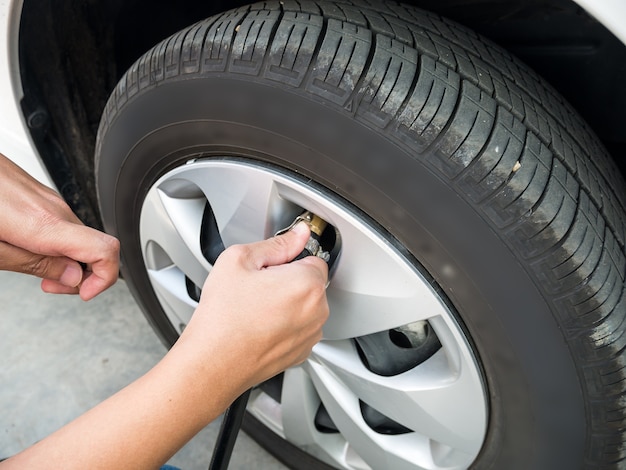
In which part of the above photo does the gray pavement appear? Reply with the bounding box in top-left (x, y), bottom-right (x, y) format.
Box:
top-left (0, 270), bottom-right (285, 469)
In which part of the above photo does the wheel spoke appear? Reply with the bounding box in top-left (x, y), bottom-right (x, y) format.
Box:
top-left (323, 218), bottom-right (448, 340)
top-left (306, 359), bottom-right (435, 470)
top-left (147, 266), bottom-right (197, 326)
top-left (310, 341), bottom-right (486, 454)
top-left (140, 185), bottom-right (210, 288)
top-left (175, 163), bottom-right (278, 247)
top-left (280, 367), bottom-right (322, 446)
top-left (324, 286), bottom-right (443, 340)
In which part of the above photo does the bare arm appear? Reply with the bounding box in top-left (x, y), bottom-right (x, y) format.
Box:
top-left (1, 222), bottom-right (329, 469)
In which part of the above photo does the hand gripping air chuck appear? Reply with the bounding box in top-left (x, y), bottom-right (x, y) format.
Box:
top-left (208, 211), bottom-right (333, 470)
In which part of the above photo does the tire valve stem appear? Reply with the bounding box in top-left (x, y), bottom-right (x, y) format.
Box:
top-left (276, 211), bottom-right (331, 263)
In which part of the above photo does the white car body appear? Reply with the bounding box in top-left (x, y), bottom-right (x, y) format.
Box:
top-left (0, 0), bottom-right (53, 185)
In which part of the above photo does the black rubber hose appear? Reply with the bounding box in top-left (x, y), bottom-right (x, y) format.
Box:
top-left (208, 388), bottom-right (252, 470)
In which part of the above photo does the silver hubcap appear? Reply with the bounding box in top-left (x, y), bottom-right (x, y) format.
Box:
top-left (139, 158), bottom-right (487, 469)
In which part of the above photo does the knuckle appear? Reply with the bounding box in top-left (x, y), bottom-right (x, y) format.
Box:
top-left (309, 267), bottom-right (329, 295)
top-left (104, 234), bottom-right (121, 255)
top-left (33, 207), bottom-right (62, 230)
top-left (30, 210), bottom-right (67, 248)
top-left (47, 192), bottom-right (70, 211)
top-left (225, 243), bottom-right (247, 258)
top-left (271, 232), bottom-right (292, 250)
top-left (26, 255), bottom-right (50, 277)
top-left (220, 244), bottom-right (250, 264)
top-left (314, 329), bottom-right (324, 344)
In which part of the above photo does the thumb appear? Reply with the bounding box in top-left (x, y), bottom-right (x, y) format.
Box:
top-left (0, 241), bottom-right (83, 288)
top-left (249, 221), bottom-right (311, 269)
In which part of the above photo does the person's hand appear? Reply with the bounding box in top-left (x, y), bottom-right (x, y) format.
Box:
top-left (0, 153), bottom-right (120, 300)
top-left (177, 221), bottom-right (330, 392)
top-left (0, 222), bottom-right (329, 470)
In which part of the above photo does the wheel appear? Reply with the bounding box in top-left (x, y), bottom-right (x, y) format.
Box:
top-left (95, 1), bottom-right (626, 468)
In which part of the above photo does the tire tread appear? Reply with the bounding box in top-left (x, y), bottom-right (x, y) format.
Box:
top-left (97, 1), bottom-right (626, 466)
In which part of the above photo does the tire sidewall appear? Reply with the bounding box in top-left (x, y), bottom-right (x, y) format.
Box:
top-left (96, 77), bottom-right (586, 468)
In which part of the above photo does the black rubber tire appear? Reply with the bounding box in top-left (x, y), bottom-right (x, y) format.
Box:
top-left (95, 1), bottom-right (626, 468)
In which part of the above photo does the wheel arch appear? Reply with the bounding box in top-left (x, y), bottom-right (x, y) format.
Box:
top-left (16, 0), bottom-right (626, 228)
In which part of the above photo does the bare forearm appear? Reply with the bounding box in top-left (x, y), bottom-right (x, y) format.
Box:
top-left (2, 341), bottom-right (240, 470)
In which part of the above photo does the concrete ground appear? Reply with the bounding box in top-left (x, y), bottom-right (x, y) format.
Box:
top-left (0, 270), bottom-right (286, 469)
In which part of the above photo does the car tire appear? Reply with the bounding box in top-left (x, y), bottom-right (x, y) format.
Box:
top-left (95, 1), bottom-right (626, 468)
